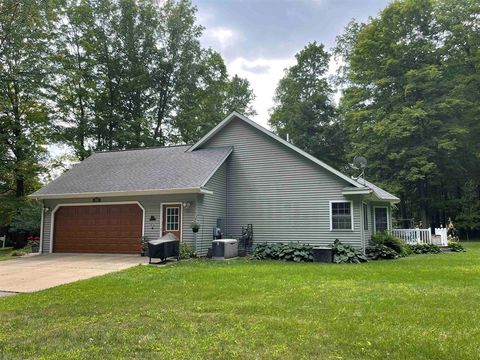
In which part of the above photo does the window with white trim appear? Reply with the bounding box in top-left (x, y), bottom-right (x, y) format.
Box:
top-left (165, 207), bottom-right (180, 231)
top-left (331, 201), bottom-right (353, 230)
top-left (374, 207), bottom-right (388, 233)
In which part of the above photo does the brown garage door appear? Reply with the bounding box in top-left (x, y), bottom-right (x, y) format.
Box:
top-left (53, 204), bottom-right (143, 254)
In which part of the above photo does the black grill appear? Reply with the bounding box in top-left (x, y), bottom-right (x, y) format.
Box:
top-left (148, 239), bottom-right (180, 264)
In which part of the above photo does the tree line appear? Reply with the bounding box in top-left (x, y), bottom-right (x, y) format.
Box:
top-left (270, 0), bottom-right (480, 235)
top-left (1, 0), bottom-right (479, 238)
top-left (0, 0), bottom-right (255, 230)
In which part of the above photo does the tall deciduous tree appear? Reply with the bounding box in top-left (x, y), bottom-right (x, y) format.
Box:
top-left (0, 1), bottom-right (56, 224)
top-left (337, 0), bottom-right (480, 226)
top-left (269, 42), bottom-right (345, 169)
top-left (53, 0), bottom-right (97, 160)
top-left (174, 49), bottom-right (256, 143)
top-left (53, 0), bottom-right (255, 150)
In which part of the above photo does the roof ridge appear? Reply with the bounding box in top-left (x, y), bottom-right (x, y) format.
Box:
top-left (93, 144), bottom-right (192, 154)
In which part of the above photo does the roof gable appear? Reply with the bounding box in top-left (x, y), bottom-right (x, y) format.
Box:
top-left (190, 112), bottom-right (364, 188)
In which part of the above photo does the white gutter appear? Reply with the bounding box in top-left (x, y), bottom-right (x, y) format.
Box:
top-left (29, 187), bottom-right (213, 200)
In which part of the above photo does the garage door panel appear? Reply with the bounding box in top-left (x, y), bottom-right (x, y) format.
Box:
top-left (53, 204), bottom-right (143, 254)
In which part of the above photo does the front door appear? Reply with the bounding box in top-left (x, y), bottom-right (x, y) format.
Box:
top-left (162, 204), bottom-right (182, 240)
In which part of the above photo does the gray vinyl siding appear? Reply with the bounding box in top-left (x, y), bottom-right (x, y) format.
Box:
top-left (41, 194), bottom-right (196, 253)
top-left (195, 162), bottom-right (227, 256)
top-left (199, 117), bottom-right (364, 249)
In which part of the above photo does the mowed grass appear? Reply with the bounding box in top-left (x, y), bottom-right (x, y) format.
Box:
top-left (1, 244), bottom-right (480, 359)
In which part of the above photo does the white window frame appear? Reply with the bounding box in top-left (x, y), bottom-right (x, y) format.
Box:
top-left (159, 202), bottom-right (183, 241)
top-left (362, 202), bottom-right (369, 231)
top-left (329, 200), bottom-right (354, 231)
top-left (373, 206), bottom-right (389, 233)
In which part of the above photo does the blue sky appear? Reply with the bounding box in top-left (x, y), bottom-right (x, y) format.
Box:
top-left (195, 0), bottom-right (391, 126)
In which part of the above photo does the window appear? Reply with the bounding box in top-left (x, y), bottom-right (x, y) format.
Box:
top-left (165, 207), bottom-right (180, 231)
top-left (330, 201), bottom-right (353, 230)
top-left (363, 203), bottom-right (369, 230)
top-left (374, 207), bottom-right (388, 233)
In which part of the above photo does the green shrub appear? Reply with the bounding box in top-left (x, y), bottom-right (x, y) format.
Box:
top-left (366, 245), bottom-right (400, 260)
top-left (409, 244), bottom-right (441, 254)
top-left (10, 250), bottom-right (26, 257)
top-left (333, 239), bottom-right (368, 263)
top-left (252, 243), bottom-right (313, 262)
top-left (447, 241), bottom-right (465, 252)
top-left (179, 243), bottom-right (197, 259)
top-left (371, 232), bottom-right (412, 257)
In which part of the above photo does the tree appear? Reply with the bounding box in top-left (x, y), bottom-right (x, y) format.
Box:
top-left (269, 42), bottom-right (345, 169)
top-left (9, 200), bottom-right (42, 236)
top-left (53, 0), bottom-right (97, 160)
top-left (150, 0), bottom-right (204, 145)
top-left (223, 74), bottom-right (256, 118)
top-left (52, 0), bottom-right (255, 150)
top-left (456, 180), bottom-right (480, 240)
top-left (0, 1), bottom-right (57, 224)
top-left (337, 0), bottom-right (480, 226)
top-left (174, 49), bottom-right (256, 143)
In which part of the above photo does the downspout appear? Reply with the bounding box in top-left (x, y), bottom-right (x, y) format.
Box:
top-left (39, 201), bottom-right (44, 254)
top-left (360, 199), bottom-right (366, 254)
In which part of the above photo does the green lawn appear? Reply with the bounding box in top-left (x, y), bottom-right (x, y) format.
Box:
top-left (1, 244), bottom-right (480, 359)
top-left (0, 248), bottom-right (18, 261)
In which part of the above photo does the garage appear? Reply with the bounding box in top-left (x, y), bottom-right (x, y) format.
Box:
top-left (53, 204), bottom-right (143, 254)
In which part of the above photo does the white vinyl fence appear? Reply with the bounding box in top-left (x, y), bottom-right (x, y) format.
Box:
top-left (392, 229), bottom-right (431, 245)
top-left (392, 227), bottom-right (448, 246)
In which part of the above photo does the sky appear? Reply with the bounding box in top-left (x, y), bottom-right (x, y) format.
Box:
top-left (195, 0), bottom-right (391, 127)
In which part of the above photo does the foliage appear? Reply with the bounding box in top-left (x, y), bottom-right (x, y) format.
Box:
top-left (189, 221), bottom-right (201, 230)
top-left (140, 236), bottom-right (149, 255)
top-left (447, 218), bottom-right (460, 241)
top-left (52, 0), bottom-right (256, 154)
top-left (371, 232), bottom-right (412, 257)
top-left (179, 242), bottom-right (196, 259)
top-left (332, 239), bottom-right (368, 263)
top-left (409, 244), bottom-right (442, 254)
top-left (336, 0), bottom-right (480, 227)
top-left (0, 0), bottom-right (54, 223)
top-left (366, 245), bottom-right (400, 260)
top-left (455, 180), bottom-right (480, 240)
top-left (269, 42), bottom-right (346, 170)
top-left (252, 243), bottom-right (313, 262)
top-left (448, 241), bottom-right (465, 253)
top-left (9, 201), bottom-right (42, 235)
top-left (27, 236), bottom-right (40, 253)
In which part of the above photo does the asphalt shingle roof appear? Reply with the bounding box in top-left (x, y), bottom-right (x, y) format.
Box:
top-left (32, 145), bottom-right (232, 197)
top-left (358, 178), bottom-right (399, 201)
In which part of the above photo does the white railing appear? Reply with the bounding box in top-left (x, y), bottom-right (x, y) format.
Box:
top-left (392, 229), bottom-right (432, 245)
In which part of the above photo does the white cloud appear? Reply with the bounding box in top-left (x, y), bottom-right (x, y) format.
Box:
top-left (208, 27), bottom-right (236, 49)
top-left (226, 57), bottom-right (296, 128)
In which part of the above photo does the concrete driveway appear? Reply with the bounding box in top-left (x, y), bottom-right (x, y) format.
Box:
top-left (0, 253), bottom-right (149, 294)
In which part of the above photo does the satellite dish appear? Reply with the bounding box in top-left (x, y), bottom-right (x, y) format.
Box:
top-left (352, 156), bottom-right (367, 180)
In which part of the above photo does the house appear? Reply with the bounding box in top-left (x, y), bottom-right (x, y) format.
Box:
top-left (30, 112), bottom-right (399, 255)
